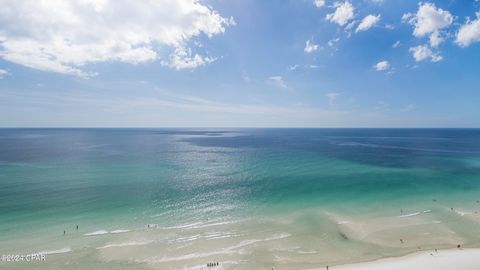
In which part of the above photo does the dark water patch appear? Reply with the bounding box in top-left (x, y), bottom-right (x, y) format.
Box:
top-left (181, 129), bottom-right (480, 174)
top-left (339, 231), bottom-right (349, 241)
top-left (154, 130), bottom-right (231, 136)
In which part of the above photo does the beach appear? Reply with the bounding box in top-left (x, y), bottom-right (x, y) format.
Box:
top-left (1, 128), bottom-right (480, 269)
top-left (332, 249), bottom-right (480, 270)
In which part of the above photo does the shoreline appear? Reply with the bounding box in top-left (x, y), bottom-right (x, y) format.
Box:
top-left (306, 248), bottom-right (480, 270)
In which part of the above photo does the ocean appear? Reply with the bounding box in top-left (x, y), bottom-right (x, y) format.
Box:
top-left (1, 128), bottom-right (480, 269)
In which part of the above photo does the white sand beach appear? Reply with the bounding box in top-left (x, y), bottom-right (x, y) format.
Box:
top-left (318, 249), bottom-right (480, 270)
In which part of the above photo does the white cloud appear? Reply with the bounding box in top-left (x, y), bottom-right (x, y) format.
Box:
top-left (328, 38), bottom-right (340, 48)
top-left (374, 60), bottom-right (390, 71)
top-left (345, 20), bottom-right (357, 31)
top-left (0, 0), bottom-right (235, 76)
top-left (429, 30), bottom-right (443, 47)
top-left (268, 76), bottom-right (287, 88)
top-left (0, 68), bottom-right (9, 78)
top-left (304, 39), bottom-right (319, 53)
top-left (402, 3), bottom-right (453, 47)
top-left (326, 92), bottom-right (340, 105)
top-left (326, 1), bottom-right (355, 26)
top-left (409, 45), bottom-right (442, 62)
top-left (161, 47), bottom-right (217, 70)
top-left (402, 13), bottom-right (414, 23)
top-left (313, 0), bottom-right (326, 8)
top-left (289, 64), bottom-right (300, 71)
top-left (456, 12), bottom-right (480, 47)
top-left (384, 24), bottom-right (395, 30)
top-left (392, 41), bottom-right (401, 48)
top-left (289, 64), bottom-right (319, 71)
top-left (356, 14), bottom-right (381, 32)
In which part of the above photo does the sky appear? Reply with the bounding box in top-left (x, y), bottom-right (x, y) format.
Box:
top-left (0, 0), bottom-right (480, 128)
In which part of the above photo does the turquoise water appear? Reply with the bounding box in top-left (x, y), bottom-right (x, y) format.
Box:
top-left (1, 129), bottom-right (480, 269)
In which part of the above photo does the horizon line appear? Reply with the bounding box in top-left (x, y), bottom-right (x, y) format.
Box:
top-left (1, 127), bottom-right (480, 129)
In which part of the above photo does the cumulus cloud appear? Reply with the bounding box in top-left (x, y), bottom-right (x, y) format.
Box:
top-left (304, 39), bottom-right (319, 53)
top-left (402, 3), bottom-right (453, 47)
top-left (456, 12), bottom-right (480, 47)
top-left (356, 14), bottom-right (381, 32)
top-left (313, 0), bottom-right (326, 8)
top-left (0, 68), bottom-right (9, 78)
top-left (374, 60), bottom-right (390, 71)
top-left (0, 0), bottom-right (235, 76)
top-left (392, 41), bottom-right (401, 48)
top-left (429, 31), bottom-right (443, 47)
top-left (268, 76), bottom-right (287, 89)
top-left (409, 45), bottom-right (442, 62)
top-left (326, 1), bottom-right (355, 26)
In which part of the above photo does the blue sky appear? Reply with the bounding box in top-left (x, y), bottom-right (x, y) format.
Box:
top-left (0, 0), bottom-right (479, 127)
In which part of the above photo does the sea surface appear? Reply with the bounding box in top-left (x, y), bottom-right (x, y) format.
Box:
top-left (1, 128), bottom-right (480, 269)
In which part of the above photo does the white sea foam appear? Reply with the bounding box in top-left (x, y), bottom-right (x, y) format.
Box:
top-left (397, 209), bottom-right (433, 218)
top-left (398, 212), bottom-right (421, 218)
top-left (337, 221), bottom-right (351, 225)
top-left (205, 233), bottom-right (237, 240)
top-left (84, 230), bottom-right (109, 236)
top-left (39, 248), bottom-right (72, 255)
top-left (141, 233), bottom-right (291, 263)
top-left (269, 246), bottom-right (300, 252)
top-left (171, 234), bottom-right (203, 243)
top-left (84, 229), bottom-right (131, 236)
top-left (161, 220), bottom-right (237, 231)
top-left (97, 240), bottom-right (153, 249)
top-left (161, 222), bottom-right (203, 230)
top-left (187, 220), bottom-right (238, 230)
top-left (297, 250), bottom-right (318, 254)
top-left (169, 231), bottom-right (238, 244)
top-left (266, 233), bottom-right (291, 241)
top-left (110, 229), bottom-right (130, 234)
top-left (455, 211), bottom-right (473, 216)
top-left (140, 249), bottom-right (239, 263)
